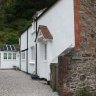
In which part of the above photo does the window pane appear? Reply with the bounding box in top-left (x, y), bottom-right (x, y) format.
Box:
top-left (13, 53), bottom-right (16, 59)
top-left (31, 46), bottom-right (35, 60)
top-left (8, 53), bottom-right (12, 59)
top-left (22, 52), bottom-right (25, 59)
top-left (4, 53), bottom-right (7, 59)
top-left (44, 44), bottom-right (47, 60)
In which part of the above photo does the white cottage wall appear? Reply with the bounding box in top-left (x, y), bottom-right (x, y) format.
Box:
top-left (0, 51), bottom-right (19, 69)
top-left (20, 24), bottom-right (36, 73)
top-left (20, 31), bottom-right (27, 72)
top-left (20, 0), bottom-right (75, 80)
top-left (28, 26), bottom-right (36, 74)
top-left (37, 0), bottom-right (75, 80)
top-left (21, 51), bottom-right (27, 72)
top-left (21, 31), bottom-right (27, 50)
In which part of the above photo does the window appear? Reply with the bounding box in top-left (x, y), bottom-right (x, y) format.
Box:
top-left (4, 53), bottom-right (7, 59)
top-left (21, 52), bottom-right (25, 59)
top-left (31, 46), bottom-right (35, 60)
top-left (13, 53), bottom-right (16, 59)
top-left (8, 53), bottom-right (12, 59)
top-left (4, 52), bottom-right (17, 60)
top-left (44, 44), bottom-right (47, 60)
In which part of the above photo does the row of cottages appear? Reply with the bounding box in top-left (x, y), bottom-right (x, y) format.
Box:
top-left (20, 0), bottom-right (96, 94)
top-left (0, 44), bottom-right (20, 69)
top-left (20, 0), bottom-right (75, 81)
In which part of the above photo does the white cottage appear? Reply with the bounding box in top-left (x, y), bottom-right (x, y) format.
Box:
top-left (0, 44), bottom-right (20, 69)
top-left (20, 0), bottom-right (76, 81)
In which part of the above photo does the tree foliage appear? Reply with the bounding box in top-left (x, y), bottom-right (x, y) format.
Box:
top-left (4, 32), bottom-right (19, 44)
top-left (0, 0), bottom-right (57, 44)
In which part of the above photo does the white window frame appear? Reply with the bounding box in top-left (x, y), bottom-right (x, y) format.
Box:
top-left (8, 53), bottom-right (12, 59)
top-left (21, 51), bottom-right (25, 60)
top-left (4, 53), bottom-right (7, 59)
top-left (3, 52), bottom-right (17, 60)
top-left (13, 53), bottom-right (16, 59)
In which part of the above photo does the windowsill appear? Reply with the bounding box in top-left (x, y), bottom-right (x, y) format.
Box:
top-left (29, 61), bottom-right (35, 66)
top-left (21, 59), bottom-right (26, 62)
top-left (3, 59), bottom-right (17, 61)
top-left (43, 60), bottom-right (47, 63)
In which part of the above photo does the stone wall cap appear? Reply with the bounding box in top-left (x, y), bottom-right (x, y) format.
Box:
top-left (59, 47), bottom-right (74, 57)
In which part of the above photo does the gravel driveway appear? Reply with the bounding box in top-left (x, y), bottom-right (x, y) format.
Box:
top-left (0, 70), bottom-right (59, 96)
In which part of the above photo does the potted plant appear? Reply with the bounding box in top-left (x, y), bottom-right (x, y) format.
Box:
top-left (13, 65), bottom-right (20, 71)
top-left (31, 71), bottom-right (39, 80)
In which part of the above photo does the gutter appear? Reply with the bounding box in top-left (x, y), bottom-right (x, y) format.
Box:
top-left (19, 36), bottom-right (21, 70)
top-left (35, 17), bottom-right (38, 75)
top-left (26, 28), bottom-right (29, 73)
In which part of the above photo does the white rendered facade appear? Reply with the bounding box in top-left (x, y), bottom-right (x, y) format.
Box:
top-left (0, 51), bottom-right (19, 69)
top-left (20, 0), bottom-right (75, 80)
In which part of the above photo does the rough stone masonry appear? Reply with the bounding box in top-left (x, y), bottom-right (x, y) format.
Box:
top-left (58, 0), bottom-right (96, 96)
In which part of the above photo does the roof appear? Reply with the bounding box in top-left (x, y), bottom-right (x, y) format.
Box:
top-left (39, 25), bottom-right (53, 39)
top-left (0, 44), bottom-right (20, 51)
top-left (37, 0), bottom-right (59, 20)
top-left (37, 25), bottom-right (53, 40)
top-left (32, 8), bottom-right (46, 19)
top-left (20, 0), bottom-right (58, 36)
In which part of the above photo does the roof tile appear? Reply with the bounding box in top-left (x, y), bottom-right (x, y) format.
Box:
top-left (39, 25), bottom-right (53, 39)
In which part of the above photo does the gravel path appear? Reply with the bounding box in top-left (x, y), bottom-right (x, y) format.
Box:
top-left (0, 70), bottom-right (59, 96)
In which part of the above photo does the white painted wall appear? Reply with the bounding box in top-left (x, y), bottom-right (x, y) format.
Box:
top-left (20, 0), bottom-right (75, 80)
top-left (21, 61), bottom-right (26, 72)
top-left (20, 25), bottom-right (36, 74)
top-left (21, 31), bottom-right (27, 50)
top-left (21, 51), bottom-right (27, 72)
top-left (0, 51), bottom-right (20, 69)
top-left (37, 0), bottom-right (75, 80)
top-left (28, 26), bottom-right (36, 74)
top-left (20, 31), bottom-right (27, 72)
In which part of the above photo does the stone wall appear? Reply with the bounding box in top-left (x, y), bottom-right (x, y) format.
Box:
top-left (58, 0), bottom-right (96, 96)
top-left (58, 54), bottom-right (71, 96)
top-left (58, 48), bottom-right (96, 96)
top-left (68, 49), bottom-right (96, 92)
